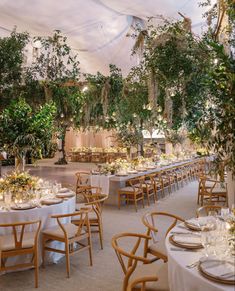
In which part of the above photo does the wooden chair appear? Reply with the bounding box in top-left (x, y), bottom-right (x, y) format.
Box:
top-left (112, 232), bottom-right (169, 291)
top-left (164, 169), bottom-right (177, 192)
top-left (196, 205), bottom-right (222, 217)
top-left (91, 152), bottom-right (101, 163)
top-left (42, 210), bottom-right (92, 278)
top-left (140, 175), bottom-right (156, 206)
top-left (73, 194), bottom-right (108, 250)
top-left (172, 167), bottom-right (184, 188)
top-left (75, 186), bottom-right (101, 207)
top-left (0, 220), bottom-right (41, 288)
top-left (160, 171), bottom-right (172, 194)
top-left (198, 177), bottom-right (227, 206)
top-left (142, 212), bottom-right (185, 262)
top-left (149, 173), bottom-right (164, 199)
top-left (75, 171), bottom-right (91, 197)
top-left (118, 177), bottom-right (145, 212)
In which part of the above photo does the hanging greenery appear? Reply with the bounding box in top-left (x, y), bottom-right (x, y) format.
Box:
top-left (30, 30), bottom-right (83, 164)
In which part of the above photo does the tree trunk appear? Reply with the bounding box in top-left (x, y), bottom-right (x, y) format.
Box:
top-left (55, 126), bottom-right (68, 165)
top-left (15, 155), bottom-right (26, 172)
top-left (138, 119), bottom-right (144, 157)
top-left (227, 171), bottom-right (235, 208)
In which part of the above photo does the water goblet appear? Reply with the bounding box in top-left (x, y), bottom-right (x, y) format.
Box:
top-left (201, 227), bottom-right (212, 257)
top-left (221, 207), bottom-right (230, 220)
top-left (231, 204), bottom-right (235, 216)
top-left (4, 191), bottom-right (12, 208)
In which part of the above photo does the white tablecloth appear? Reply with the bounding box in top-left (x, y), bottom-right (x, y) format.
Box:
top-left (165, 223), bottom-right (234, 291)
top-left (0, 196), bottom-right (75, 267)
top-left (90, 174), bottom-right (111, 195)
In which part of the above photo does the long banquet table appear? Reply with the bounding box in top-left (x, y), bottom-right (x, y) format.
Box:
top-left (90, 158), bottom-right (205, 205)
top-left (165, 222), bottom-right (234, 291)
top-left (0, 196), bottom-right (75, 268)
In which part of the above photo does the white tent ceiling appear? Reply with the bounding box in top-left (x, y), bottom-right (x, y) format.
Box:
top-left (0, 0), bottom-right (209, 76)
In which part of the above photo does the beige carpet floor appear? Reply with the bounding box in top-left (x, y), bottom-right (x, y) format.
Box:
top-left (0, 161), bottom-right (199, 291)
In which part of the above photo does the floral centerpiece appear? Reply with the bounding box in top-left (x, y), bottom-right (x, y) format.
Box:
top-left (0, 171), bottom-right (39, 202)
top-left (99, 158), bottom-right (130, 175)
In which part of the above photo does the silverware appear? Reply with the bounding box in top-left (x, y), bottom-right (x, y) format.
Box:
top-left (220, 272), bottom-right (235, 279)
top-left (186, 261), bottom-right (199, 268)
top-left (171, 231), bottom-right (200, 236)
top-left (170, 247), bottom-right (199, 252)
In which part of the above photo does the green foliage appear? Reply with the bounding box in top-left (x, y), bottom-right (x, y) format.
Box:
top-left (0, 29), bottom-right (29, 108)
top-left (31, 30), bottom-right (82, 163)
top-left (198, 38), bottom-right (235, 172)
top-left (0, 98), bottom-right (56, 160)
top-left (32, 30), bottom-right (80, 83)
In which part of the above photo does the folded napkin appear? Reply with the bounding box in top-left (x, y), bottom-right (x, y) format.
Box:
top-left (173, 234), bottom-right (201, 245)
top-left (200, 257), bottom-right (235, 280)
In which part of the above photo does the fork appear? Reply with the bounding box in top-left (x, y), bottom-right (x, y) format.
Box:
top-left (186, 261), bottom-right (199, 269)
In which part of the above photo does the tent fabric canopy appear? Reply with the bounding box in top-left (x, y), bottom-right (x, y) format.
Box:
top-left (0, 0), bottom-right (208, 75)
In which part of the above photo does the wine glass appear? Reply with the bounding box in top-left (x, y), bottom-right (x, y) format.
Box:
top-left (201, 227), bottom-right (212, 257)
top-left (221, 207), bottom-right (230, 220)
top-left (4, 191), bottom-right (12, 209)
top-left (231, 204), bottom-right (235, 216)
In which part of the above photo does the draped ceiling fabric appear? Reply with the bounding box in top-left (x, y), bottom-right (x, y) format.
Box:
top-left (0, 0), bottom-right (209, 76)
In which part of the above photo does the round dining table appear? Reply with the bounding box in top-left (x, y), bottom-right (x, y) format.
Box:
top-left (0, 195), bottom-right (75, 268)
top-left (165, 222), bottom-right (234, 291)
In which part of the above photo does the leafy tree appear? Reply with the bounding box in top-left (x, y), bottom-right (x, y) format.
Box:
top-left (31, 30), bottom-right (82, 164)
top-left (0, 29), bottom-right (29, 109)
top-left (0, 98), bottom-right (56, 170)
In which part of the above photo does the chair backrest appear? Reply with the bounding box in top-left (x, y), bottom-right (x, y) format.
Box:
top-left (51, 210), bottom-right (90, 238)
top-left (196, 205), bottom-right (222, 217)
top-left (142, 212), bottom-right (185, 242)
top-left (128, 177), bottom-right (144, 191)
top-left (112, 232), bottom-right (152, 275)
top-left (76, 185), bottom-right (102, 203)
top-left (0, 220), bottom-right (41, 250)
top-left (75, 171), bottom-right (90, 187)
top-left (199, 177), bottom-right (217, 195)
top-left (84, 194), bottom-right (108, 217)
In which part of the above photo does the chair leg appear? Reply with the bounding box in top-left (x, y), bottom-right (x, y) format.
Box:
top-left (65, 242), bottom-right (70, 278)
top-left (134, 200), bottom-right (138, 212)
top-left (98, 220), bottom-right (104, 250)
top-left (34, 247), bottom-right (39, 288)
top-left (88, 236), bottom-right (93, 266)
top-left (42, 236), bottom-right (46, 268)
top-left (146, 190), bottom-right (150, 206)
top-left (118, 192), bottom-right (121, 209)
top-left (87, 220), bottom-right (93, 265)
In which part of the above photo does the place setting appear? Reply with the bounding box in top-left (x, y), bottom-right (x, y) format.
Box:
top-left (0, 172), bottom-right (75, 210)
top-left (169, 213), bottom-right (235, 286)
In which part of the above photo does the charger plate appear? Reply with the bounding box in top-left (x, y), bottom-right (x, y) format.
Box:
top-left (184, 220), bottom-right (201, 231)
top-left (198, 259), bottom-right (235, 285)
top-left (11, 203), bottom-right (36, 210)
top-left (41, 198), bottom-right (63, 205)
top-left (56, 192), bottom-right (75, 198)
top-left (169, 234), bottom-right (203, 249)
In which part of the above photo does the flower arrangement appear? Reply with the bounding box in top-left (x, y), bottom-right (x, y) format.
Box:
top-left (99, 158), bottom-right (130, 174)
top-left (0, 171), bottom-right (39, 202)
top-left (160, 153), bottom-right (176, 160)
top-left (100, 163), bottom-right (118, 175)
top-left (71, 146), bottom-right (127, 154)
